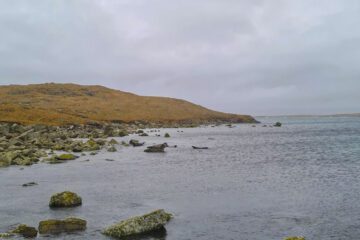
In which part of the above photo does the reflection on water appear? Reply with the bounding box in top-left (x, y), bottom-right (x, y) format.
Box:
top-left (0, 117), bottom-right (360, 240)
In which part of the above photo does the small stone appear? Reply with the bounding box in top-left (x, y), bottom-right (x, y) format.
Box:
top-left (107, 146), bottom-right (117, 152)
top-left (164, 133), bottom-right (170, 138)
top-left (10, 224), bottom-right (38, 238)
top-left (274, 122), bottom-right (282, 127)
top-left (22, 182), bottom-right (38, 187)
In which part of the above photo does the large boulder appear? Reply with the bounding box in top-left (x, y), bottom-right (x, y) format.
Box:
top-left (38, 217), bottom-right (87, 234)
top-left (102, 209), bottom-right (172, 239)
top-left (49, 191), bottom-right (82, 208)
top-left (144, 143), bottom-right (168, 153)
top-left (10, 224), bottom-right (38, 238)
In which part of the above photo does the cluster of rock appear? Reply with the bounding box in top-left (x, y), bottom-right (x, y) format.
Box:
top-left (0, 118), bottom-right (189, 168)
top-left (0, 191), bottom-right (86, 238)
top-left (0, 123), bottom-right (127, 167)
top-left (0, 122), bottom-right (172, 167)
top-left (0, 191), bottom-right (173, 239)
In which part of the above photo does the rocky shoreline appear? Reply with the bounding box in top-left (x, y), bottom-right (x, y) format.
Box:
top-left (0, 120), bottom-right (248, 168)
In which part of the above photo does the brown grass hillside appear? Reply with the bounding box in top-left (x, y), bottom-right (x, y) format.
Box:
top-left (0, 83), bottom-right (256, 125)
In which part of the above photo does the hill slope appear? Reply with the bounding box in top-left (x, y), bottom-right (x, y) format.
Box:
top-left (0, 83), bottom-right (256, 125)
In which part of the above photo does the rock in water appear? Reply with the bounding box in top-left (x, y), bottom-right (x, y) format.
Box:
top-left (10, 224), bottom-right (38, 238)
top-left (49, 191), bottom-right (82, 208)
top-left (55, 154), bottom-right (78, 160)
top-left (107, 146), bottom-right (117, 152)
top-left (274, 122), bottom-right (282, 127)
top-left (129, 139), bottom-right (145, 147)
top-left (38, 217), bottom-right (87, 234)
top-left (144, 143), bottom-right (168, 153)
top-left (102, 209), bottom-right (172, 239)
top-left (22, 182), bottom-right (38, 187)
top-left (164, 133), bottom-right (170, 138)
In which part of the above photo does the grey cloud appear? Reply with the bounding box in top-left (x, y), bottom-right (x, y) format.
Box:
top-left (0, 0), bottom-right (359, 115)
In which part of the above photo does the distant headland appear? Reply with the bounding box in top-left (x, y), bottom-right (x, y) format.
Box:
top-left (0, 83), bottom-right (256, 126)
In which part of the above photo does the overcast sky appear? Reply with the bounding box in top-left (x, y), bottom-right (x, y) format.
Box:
top-left (0, 0), bottom-right (359, 116)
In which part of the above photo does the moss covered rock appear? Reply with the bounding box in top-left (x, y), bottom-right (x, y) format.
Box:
top-left (55, 153), bottom-right (78, 161)
top-left (10, 224), bottom-right (38, 238)
top-left (108, 139), bottom-right (118, 145)
top-left (102, 209), bottom-right (172, 238)
top-left (38, 217), bottom-right (86, 234)
top-left (164, 133), bottom-right (170, 138)
top-left (85, 139), bottom-right (100, 151)
top-left (49, 191), bottom-right (82, 208)
top-left (284, 237), bottom-right (305, 240)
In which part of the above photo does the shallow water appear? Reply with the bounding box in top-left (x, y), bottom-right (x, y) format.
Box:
top-left (1, 117), bottom-right (360, 240)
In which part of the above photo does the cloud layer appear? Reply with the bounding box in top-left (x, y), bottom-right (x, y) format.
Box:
top-left (0, 0), bottom-right (359, 115)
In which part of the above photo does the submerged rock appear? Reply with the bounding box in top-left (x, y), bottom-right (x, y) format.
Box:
top-left (22, 182), bottom-right (38, 187)
top-left (38, 217), bottom-right (87, 235)
top-left (102, 209), bottom-right (172, 239)
top-left (55, 154), bottom-right (78, 161)
top-left (10, 224), bottom-right (38, 238)
top-left (192, 146), bottom-right (209, 149)
top-left (144, 143), bottom-right (168, 153)
top-left (49, 191), bottom-right (82, 208)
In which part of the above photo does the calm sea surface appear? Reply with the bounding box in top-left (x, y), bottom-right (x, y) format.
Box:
top-left (1, 116), bottom-right (360, 240)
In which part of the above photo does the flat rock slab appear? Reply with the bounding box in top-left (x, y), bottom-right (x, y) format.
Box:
top-left (38, 217), bottom-right (87, 235)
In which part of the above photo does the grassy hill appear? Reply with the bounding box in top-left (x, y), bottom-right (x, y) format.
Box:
top-left (0, 83), bottom-right (256, 125)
